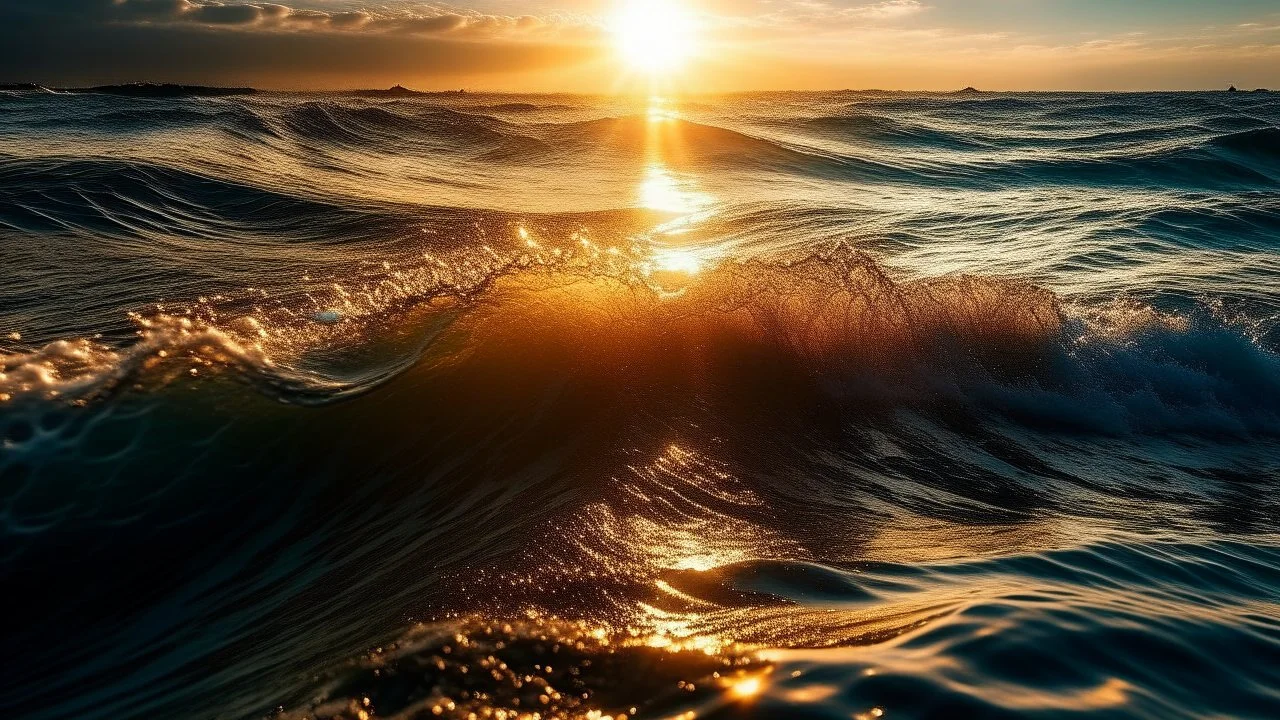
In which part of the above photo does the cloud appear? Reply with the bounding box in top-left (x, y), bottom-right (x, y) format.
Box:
top-left (851, 1), bottom-right (927, 20)
top-left (187, 3), bottom-right (262, 25)
top-left (258, 4), bottom-right (290, 20)
top-left (328, 11), bottom-right (371, 29)
top-left (20, 1), bottom-right (594, 38)
top-left (388, 14), bottom-right (470, 34)
top-left (756, 0), bottom-right (928, 25)
top-left (0, 1), bottom-right (595, 40)
top-left (0, 1), bottom-right (604, 89)
top-left (113, 1), bottom-right (196, 20)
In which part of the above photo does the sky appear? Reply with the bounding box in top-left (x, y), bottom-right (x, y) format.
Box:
top-left (1, 0), bottom-right (1278, 91)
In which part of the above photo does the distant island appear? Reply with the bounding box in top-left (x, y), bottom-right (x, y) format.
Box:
top-left (1, 82), bottom-right (476, 98)
top-left (352, 85), bottom-right (467, 98)
top-left (68, 83), bottom-right (255, 97)
top-left (354, 85), bottom-right (426, 98)
top-left (0, 82), bottom-right (255, 97)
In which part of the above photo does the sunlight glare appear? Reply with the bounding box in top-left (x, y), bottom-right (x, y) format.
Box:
top-left (729, 675), bottom-right (764, 699)
top-left (638, 165), bottom-right (712, 214)
top-left (613, 0), bottom-right (697, 74)
top-left (639, 166), bottom-right (688, 213)
top-left (652, 248), bottom-right (703, 275)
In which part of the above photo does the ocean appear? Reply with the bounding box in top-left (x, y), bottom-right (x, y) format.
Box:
top-left (1, 87), bottom-right (1278, 719)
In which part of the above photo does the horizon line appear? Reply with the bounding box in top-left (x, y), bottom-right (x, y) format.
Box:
top-left (3, 81), bottom-right (1270, 95)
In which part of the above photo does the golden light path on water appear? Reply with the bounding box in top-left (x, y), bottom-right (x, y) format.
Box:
top-left (526, 441), bottom-right (1146, 720)
top-left (638, 164), bottom-right (710, 215)
top-left (636, 96), bottom-right (719, 285)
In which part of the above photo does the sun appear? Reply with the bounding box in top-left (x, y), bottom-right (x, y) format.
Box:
top-left (613, 0), bottom-right (698, 74)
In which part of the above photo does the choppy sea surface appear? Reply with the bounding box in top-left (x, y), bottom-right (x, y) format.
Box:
top-left (1, 88), bottom-right (1279, 720)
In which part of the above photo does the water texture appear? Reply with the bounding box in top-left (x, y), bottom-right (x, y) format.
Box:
top-left (0, 89), bottom-right (1278, 719)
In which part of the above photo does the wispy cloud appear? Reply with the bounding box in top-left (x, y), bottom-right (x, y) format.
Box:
top-left (26, 0), bottom-right (593, 38)
top-left (850, 1), bottom-right (928, 20)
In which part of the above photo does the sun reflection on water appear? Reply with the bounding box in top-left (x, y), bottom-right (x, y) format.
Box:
top-left (651, 247), bottom-right (704, 275)
top-left (638, 164), bottom-right (714, 215)
top-left (638, 94), bottom-right (715, 216)
top-left (728, 674), bottom-right (765, 699)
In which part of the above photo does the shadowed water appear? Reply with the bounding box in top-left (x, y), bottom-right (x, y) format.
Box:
top-left (0, 89), bottom-right (1278, 720)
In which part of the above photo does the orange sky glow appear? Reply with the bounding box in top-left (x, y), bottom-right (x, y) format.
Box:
top-left (1, 1), bottom-right (1278, 91)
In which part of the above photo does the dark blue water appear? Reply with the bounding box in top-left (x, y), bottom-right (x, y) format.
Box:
top-left (1, 89), bottom-right (1278, 719)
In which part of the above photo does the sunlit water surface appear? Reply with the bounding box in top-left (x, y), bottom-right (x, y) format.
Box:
top-left (1, 88), bottom-right (1278, 719)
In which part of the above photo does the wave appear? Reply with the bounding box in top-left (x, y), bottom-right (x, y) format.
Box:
top-left (0, 246), bottom-right (1046, 399)
top-left (63, 83), bottom-right (255, 98)
top-left (0, 83), bottom-right (56, 96)
top-left (279, 102), bottom-right (506, 139)
top-left (473, 102), bottom-right (557, 113)
top-left (1197, 113), bottom-right (1274, 132)
top-left (1210, 126), bottom-right (1280, 157)
top-left (1039, 101), bottom-right (1171, 123)
top-left (271, 101), bottom-right (555, 160)
top-left (7, 92), bottom-right (1278, 192)
top-left (538, 115), bottom-right (831, 167)
top-left (796, 112), bottom-right (990, 149)
top-left (545, 115), bottom-right (1280, 189)
top-left (950, 97), bottom-right (1045, 111)
top-left (278, 615), bottom-right (764, 720)
top-left (276, 102), bottom-right (418, 146)
top-left (0, 156), bottom-right (362, 237)
top-left (847, 95), bottom-right (1047, 115)
top-left (3, 250), bottom-right (1277, 719)
top-left (1006, 153), bottom-right (1276, 188)
top-left (272, 540), bottom-right (1280, 720)
top-left (3, 244), bottom-right (1276, 441)
top-left (62, 106), bottom-right (281, 140)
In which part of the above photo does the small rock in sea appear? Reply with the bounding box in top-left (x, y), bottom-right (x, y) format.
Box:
top-left (315, 310), bottom-right (342, 324)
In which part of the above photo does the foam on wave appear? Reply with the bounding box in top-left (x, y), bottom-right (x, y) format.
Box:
top-left (3, 242), bottom-right (1275, 443)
